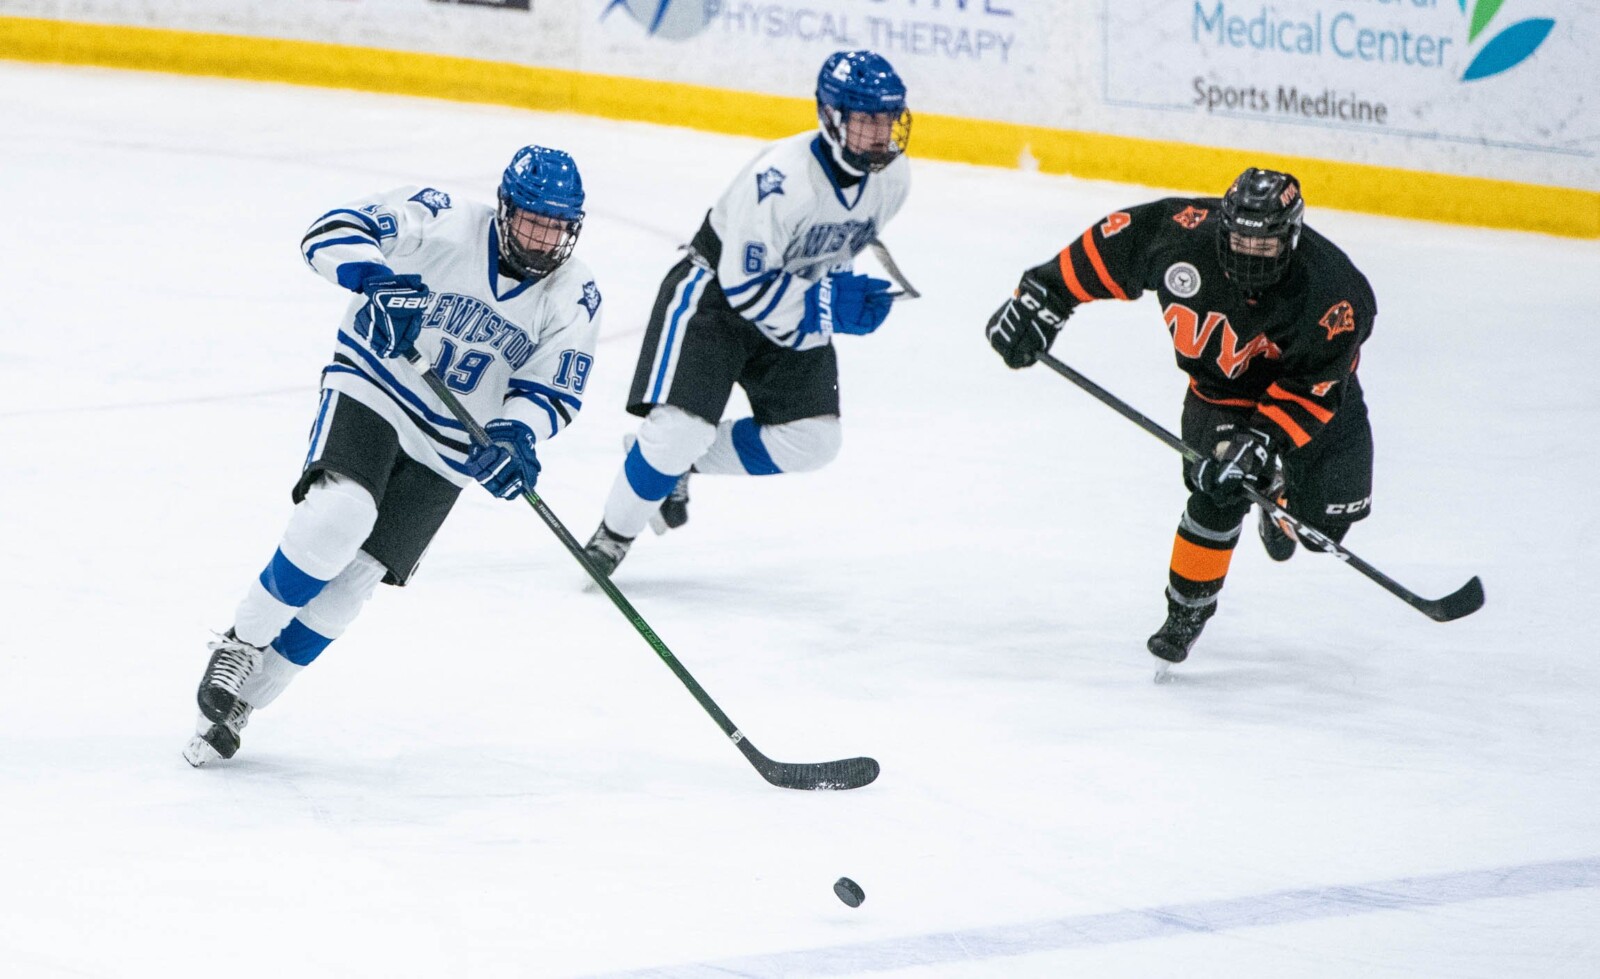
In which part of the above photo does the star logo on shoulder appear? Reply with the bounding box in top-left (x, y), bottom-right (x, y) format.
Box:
top-left (578, 281), bottom-right (602, 321)
top-left (755, 167), bottom-right (786, 203)
top-left (409, 188), bottom-right (453, 216)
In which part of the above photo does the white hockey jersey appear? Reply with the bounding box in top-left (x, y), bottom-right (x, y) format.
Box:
top-left (300, 186), bottom-right (602, 487)
top-left (701, 132), bottom-right (910, 351)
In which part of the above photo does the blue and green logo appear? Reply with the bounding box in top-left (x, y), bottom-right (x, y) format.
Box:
top-left (1459, 1), bottom-right (1554, 81)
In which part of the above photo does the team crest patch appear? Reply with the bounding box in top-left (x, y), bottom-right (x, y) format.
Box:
top-left (1319, 300), bottom-right (1356, 340)
top-left (755, 167), bottom-right (786, 203)
top-left (409, 188), bottom-right (452, 216)
top-left (1172, 205), bottom-right (1209, 230)
top-left (1164, 262), bottom-right (1202, 298)
top-left (578, 281), bottom-right (602, 321)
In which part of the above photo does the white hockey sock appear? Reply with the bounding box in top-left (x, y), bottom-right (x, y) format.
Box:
top-left (602, 406), bottom-right (715, 539)
top-left (279, 548), bottom-right (387, 655)
top-left (693, 416), bottom-right (842, 476)
top-left (232, 474), bottom-right (379, 647)
top-left (237, 647), bottom-right (303, 709)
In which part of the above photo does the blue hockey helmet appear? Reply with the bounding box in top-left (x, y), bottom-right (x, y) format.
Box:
top-left (1217, 167), bottom-right (1304, 292)
top-left (815, 50), bottom-right (911, 175)
top-left (497, 145), bottom-right (586, 278)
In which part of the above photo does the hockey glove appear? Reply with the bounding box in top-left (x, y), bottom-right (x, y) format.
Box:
top-left (463, 419), bottom-right (541, 500)
top-left (986, 271), bottom-right (1072, 369)
top-left (829, 272), bottom-right (895, 335)
top-left (358, 274), bottom-right (431, 359)
top-left (1190, 429), bottom-right (1279, 505)
top-left (803, 272), bottom-right (894, 338)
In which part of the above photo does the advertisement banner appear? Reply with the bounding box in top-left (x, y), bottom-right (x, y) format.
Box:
top-left (1100, 0), bottom-right (1596, 188)
top-left (1, 0), bottom-right (567, 66)
top-left (3, 0), bottom-right (1595, 220)
top-left (584, 0), bottom-right (1063, 127)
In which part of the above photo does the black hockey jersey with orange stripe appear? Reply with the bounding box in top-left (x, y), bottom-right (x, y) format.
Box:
top-left (1028, 197), bottom-right (1376, 450)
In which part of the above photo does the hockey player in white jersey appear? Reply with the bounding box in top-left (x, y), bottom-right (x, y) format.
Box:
top-left (184, 145), bottom-right (602, 766)
top-left (582, 50), bottom-right (912, 575)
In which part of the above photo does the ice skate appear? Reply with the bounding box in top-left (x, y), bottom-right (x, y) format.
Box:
top-left (1258, 503), bottom-right (1297, 562)
top-left (196, 631), bottom-right (264, 723)
top-left (1147, 593), bottom-right (1216, 669)
top-left (582, 522), bottom-right (634, 578)
top-left (183, 700), bottom-right (252, 767)
top-left (650, 471), bottom-right (691, 535)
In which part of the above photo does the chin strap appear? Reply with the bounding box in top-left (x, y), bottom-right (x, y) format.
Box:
top-left (819, 109), bottom-right (867, 178)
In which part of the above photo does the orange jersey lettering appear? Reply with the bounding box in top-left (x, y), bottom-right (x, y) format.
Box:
top-left (1100, 211), bottom-right (1132, 237)
top-left (1165, 303), bottom-right (1281, 378)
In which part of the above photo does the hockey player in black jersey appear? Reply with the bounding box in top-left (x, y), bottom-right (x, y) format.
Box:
top-left (986, 168), bottom-right (1378, 665)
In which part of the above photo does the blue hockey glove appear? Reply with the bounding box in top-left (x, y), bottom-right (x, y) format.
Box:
top-left (358, 274), bottom-right (431, 359)
top-left (824, 272), bottom-right (894, 335)
top-left (463, 419), bottom-right (541, 500)
top-left (1190, 429), bottom-right (1278, 505)
top-left (986, 271), bottom-right (1072, 369)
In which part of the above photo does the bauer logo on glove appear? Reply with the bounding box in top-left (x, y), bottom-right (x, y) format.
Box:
top-left (357, 273), bottom-right (432, 359)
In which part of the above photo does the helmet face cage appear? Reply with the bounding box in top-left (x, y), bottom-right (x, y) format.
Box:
top-left (497, 194), bottom-right (582, 278)
top-left (1217, 168), bottom-right (1305, 292)
top-left (497, 145), bottom-right (585, 278)
top-left (816, 51), bottom-right (910, 174)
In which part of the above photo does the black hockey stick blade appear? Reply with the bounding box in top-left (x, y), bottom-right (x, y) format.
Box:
top-left (1416, 575), bottom-right (1484, 623)
top-left (739, 738), bottom-right (880, 790)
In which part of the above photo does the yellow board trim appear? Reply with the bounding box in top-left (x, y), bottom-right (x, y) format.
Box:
top-left (4, 15), bottom-right (1595, 238)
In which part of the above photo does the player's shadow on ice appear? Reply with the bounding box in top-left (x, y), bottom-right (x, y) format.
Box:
top-left (581, 571), bottom-right (834, 611)
top-left (1151, 644), bottom-right (1377, 718)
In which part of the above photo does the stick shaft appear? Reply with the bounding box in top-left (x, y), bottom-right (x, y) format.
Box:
top-left (402, 354), bottom-right (880, 787)
top-left (1035, 352), bottom-right (1482, 622)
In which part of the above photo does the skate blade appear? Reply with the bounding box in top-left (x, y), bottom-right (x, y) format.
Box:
top-left (648, 513), bottom-right (668, 536)
top-left (183, 735), bottom-right (222, 768)
top-left (1153, 662), bottom-right (1177, 684)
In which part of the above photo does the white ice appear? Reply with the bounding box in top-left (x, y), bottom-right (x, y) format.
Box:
top-left (1, 62), bottom-right (1597, 979)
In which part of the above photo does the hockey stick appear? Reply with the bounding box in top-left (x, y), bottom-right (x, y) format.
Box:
top-left (404, 354), bottom-right (879, 791)
top-left (868, 238), bottom-right (921, 300)
top-left (1035, 352), bottom-right (1484, 623)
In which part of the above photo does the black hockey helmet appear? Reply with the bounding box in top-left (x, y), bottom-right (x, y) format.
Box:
top-left (1217, 167), bottom-right (1304, 292)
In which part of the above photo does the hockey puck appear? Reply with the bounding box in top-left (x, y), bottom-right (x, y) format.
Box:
top-left (833, 877), bottom-right (865, 908)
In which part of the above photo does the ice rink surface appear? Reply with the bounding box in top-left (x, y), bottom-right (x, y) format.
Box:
top-left (2, 62), bottom-right (1597, 978)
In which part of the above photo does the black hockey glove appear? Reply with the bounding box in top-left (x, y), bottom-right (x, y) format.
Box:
top-left (1190, 429), bottom-right (1279, 505)
top-left (463, 420), bottom-right (541, 500)
top-left (359, 274), bottom-right (432, 359)
top-left (986, 271), bottom-right (1072, 369)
